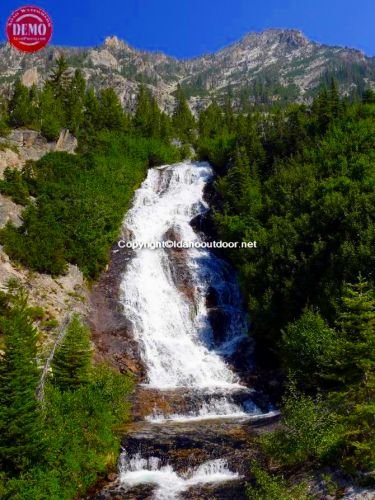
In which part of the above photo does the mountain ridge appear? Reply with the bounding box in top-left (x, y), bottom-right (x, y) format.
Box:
top-left (0, 28), bottom-right (374, 111)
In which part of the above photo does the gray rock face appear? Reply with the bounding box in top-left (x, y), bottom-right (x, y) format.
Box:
top-left (0, 128), bottom-right (77, 177)
top-left (0, 28), bottom-right (374, 110)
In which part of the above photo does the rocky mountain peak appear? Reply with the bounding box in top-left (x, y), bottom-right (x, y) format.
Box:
top-left (0, 28), bottom-right (373, 112)
top-left (238, 28), bottom-right (310, 50)
top-left (104, 35), bottom-right (130, 51)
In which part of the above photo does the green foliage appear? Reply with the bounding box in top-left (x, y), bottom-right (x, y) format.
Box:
top-left (0, 283), bottom-right (134, 499)
top-left (51, 315), bottom-right (92, 391)
top-left (0, 57), bottom-right (180, 279)
top-left (201, 88), bottom-right (374, 481)
top-left (0, 133), bottom-right (179, 278)
top-left (172, 84), bottom-right (196, 142)
top-left (39, 85), bottom-right (64, 141)
top-left (8, 80), bottom-right (37, 129)
top-left (97, 88), bottom-right (128, 131)
top-left (281, 309), bottom-right (339, 389)
top-left (133, 84), bottom-right (172, 140)
top-left (208, 94), bottom-right (374, 363)
top-left (0, 283), bottom-right (44, 473)
top-left (246, 460), bottom-right (310, 500)
top-left (333, 281), bottom-right (375, 474)
top-left (1, 366), bottom-right (133, 499)
top-left (261, 384), bottom-right (342, 467)
top-left (0, 167), bottom-right (30, 205)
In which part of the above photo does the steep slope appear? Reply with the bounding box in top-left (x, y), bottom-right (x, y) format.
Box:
top-left (0, 29), bottom-right (374, 109)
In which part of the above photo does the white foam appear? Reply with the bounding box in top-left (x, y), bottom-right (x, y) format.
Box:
top-left (120, 162), bottom-right (250, 390)
top-left (119, 454), bottom-right (240, 499)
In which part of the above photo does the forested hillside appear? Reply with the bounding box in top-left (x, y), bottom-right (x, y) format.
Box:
top-left (0, 57), bottom-right (187, 498)
top-left (197, 84), bottom-right (375, 494)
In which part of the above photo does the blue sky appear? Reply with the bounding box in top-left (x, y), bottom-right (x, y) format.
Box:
top-left (1, 0), bottom-right (374, 57)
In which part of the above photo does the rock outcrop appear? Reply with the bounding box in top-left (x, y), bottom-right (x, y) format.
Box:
top-left (0, 128), bottom-right (78, 174)
top-left (0, 128), bottom-right (86, 338)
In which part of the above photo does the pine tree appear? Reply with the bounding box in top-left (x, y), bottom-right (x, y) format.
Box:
top-left (133, 84), bottom-right (167, 139)
top-left (172, 84), bottom-right (196, 142)
top-left (362, 89), bottom-right (375, 104)
top-left (0, 93), bottom-right (10, 135)
top-left (328, 78), bottom-right (340, 118)
top-left (8, 79), bottom-right (36, 128)
top-left (159, 111), bottom-right (172, 142)
top-left (198, 101), bottom-right (224, 139)
top-left (49, 55), bottom-right (70, 101)
top-left (0, 283), bottom-right (44, 472)
top-left (337, 279), bottom-right (375, 385)
top-left (79, 88), bottom-right (100, 148)
top-left (39, 85), bottom-right (64, 141)
top-left (51, 315), bottom-right (92, 391)
top-left (312, 86), bottom-right (331, 133)
top-left (335, 280), bottom-right (375, 470)
top-left (66, 69), bottom-right (86, 135)
top-left (133, 84), bottom-right (153, 136)
top-left (97, 88), bottom-right (126, 131)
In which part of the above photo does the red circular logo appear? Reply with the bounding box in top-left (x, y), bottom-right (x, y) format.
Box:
top-left (6, 6), bottom-right (53, 53)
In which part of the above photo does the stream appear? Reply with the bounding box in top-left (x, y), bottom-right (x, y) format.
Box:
top-left (94, 162), bottom-right (278, 500)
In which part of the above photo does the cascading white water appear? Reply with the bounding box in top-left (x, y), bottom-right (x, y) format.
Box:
top-left (116, 161), bottom-right (275, 498)
top-left (120, 161), bottom-right (249, 391)
top-left (119, 453), bottom-right (240, 500)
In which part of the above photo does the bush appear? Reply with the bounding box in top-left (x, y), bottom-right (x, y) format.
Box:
top-left (281, 309), bottom-right (340, 388)
top-left (246, 460), bottom-right (310, 500)
top-left (260, 384), bottom-right (343, 467)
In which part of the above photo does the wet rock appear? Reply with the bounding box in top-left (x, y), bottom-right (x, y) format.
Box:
top-left (96, 483), bottom-right (154, 500)
top-left (89, 238), bottom-right (146, 379)
top-left (190, 212), bottom-right (216, 239)
top-left (182, 480), bottom-right (248, 499)
top-left (207, 308), bottom-right (229, 344)
top-left (163, 226), bottom-right (196, 303)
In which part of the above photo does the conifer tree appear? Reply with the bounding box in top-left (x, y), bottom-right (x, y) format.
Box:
top-left (362, 89), bottom-right (375, 104)
top-left (198, 101), bottom-right (224, 139)
top-left (66, 69), bottom-right (86, 135)
top-left (337, 279), bottom-right (375, 385)
top-left (312, 86), bottom-right (331, 133)
top-left (133, 84), bottom-right (153, 136)
top-left (0, 93), bottom-right (10, 136)
top-left (328, 78), bottom-right (340, 118)
top-left (133, 84), bottom-right (167, 139)
top-left (39, 85), bottom-right (64, 141)
top-left (172, 84), bottom-right (196, 142)
top-left (79, 88), bottom-right (100, 147)
top-left (49, 55), bottom-right (70, 101)
top-left (335, 280), bottom-right (375, 470)
top-left (0, 282), bottom-right (44, 472)
top-left (159, 111), bottom-right (172, 142)
top-left (51, 315), bottom-right (92, 391)
top-left (8, 80), bottom-right (36, 128)
top-left (97, 88), bottom-right (126, 131)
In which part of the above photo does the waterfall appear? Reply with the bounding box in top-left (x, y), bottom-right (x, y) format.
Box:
top-left (120, 161), bottom-right (249, 391)
top-left (119, 453), bottom-right (240, 500)
top-left (115, 161), bottom-right (276, 498)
